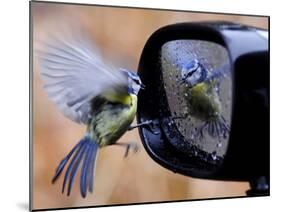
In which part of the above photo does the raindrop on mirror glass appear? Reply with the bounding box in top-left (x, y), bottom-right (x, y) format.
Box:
top-left (217, 141), bottom-right (222, 148)
top-left (211, 151), bottom-right (217, 161)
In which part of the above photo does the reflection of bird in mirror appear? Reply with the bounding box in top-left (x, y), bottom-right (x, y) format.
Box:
top-left (36, 27), bottom-right (154, 198)
top-left (180, 59), bottom-right (230, 140)
top-left (180, 59), bottom-right (208, 87)
top-left (180, 58), bottom-right (229, 87)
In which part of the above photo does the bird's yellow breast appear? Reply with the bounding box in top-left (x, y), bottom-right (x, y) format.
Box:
top-left (102, 91), bottom-right (134, 106)
top-left (90, 93), bottom-right (138, 147)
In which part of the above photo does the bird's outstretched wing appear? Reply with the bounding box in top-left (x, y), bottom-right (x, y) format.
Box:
top-left (36, 30), bottom-right (127, 124)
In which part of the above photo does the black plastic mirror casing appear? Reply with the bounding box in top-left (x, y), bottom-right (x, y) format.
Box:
top-left (137, 22), bottom-right (269, 182)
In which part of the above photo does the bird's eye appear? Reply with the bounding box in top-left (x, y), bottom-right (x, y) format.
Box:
top-left (187, 69), bottom-right (196, 77)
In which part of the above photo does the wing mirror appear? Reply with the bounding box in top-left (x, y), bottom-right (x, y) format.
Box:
top-left (137, 22), bottom-right (269, 196)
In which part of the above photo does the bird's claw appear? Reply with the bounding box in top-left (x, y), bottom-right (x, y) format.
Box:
top-left (114, 142), bottom-right (139, 158)
top-left (128, 120), bottom-right (159, 135)
top-left (143, 121), bottom-right (160, 135)
top-left (123, 143), bottom-right (139, 158)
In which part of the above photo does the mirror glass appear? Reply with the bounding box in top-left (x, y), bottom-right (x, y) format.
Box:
top-left (161, 40), bottom-right (232, 161)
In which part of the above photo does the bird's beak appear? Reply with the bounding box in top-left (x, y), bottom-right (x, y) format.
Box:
top-left (140, 83), bottom-right (146, 90)
top-left (180, 79), bottom-right (186, 85)
top-left (180, 79), bottom-right (193, 88)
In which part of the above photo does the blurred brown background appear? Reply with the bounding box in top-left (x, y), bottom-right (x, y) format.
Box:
top-left (32, 2), bottom-right (268, 210)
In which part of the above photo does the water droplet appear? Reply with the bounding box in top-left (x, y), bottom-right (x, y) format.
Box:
top-left (211, 151), bottom-right (217, 160)
top-left (223, 131), bottom-right (228, 139)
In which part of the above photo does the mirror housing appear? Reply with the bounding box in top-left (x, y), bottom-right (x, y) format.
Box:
top-left (137, 22), bottom-right (269, 187)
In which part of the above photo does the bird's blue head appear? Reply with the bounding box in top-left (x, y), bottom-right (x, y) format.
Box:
top-left (181, 59), bottom-right (208, 87)
top-left (121, 69), bottom-right (145, 95)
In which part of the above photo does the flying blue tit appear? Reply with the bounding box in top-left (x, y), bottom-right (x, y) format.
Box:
top-left (180, 59), bottom-right (230, 139)
top-left (36, 29), bottom-right (152, 198)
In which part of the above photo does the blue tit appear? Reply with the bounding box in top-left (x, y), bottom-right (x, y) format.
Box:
top-left (180, 59), bottom-right (207, 87)
top-left (37, 30), bottom-right (151, 198)
top-left (180, 59), bottom-right (230, 139)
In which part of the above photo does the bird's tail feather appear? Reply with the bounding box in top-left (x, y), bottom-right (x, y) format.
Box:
top-left (52, 135), bottom-right (99, 198)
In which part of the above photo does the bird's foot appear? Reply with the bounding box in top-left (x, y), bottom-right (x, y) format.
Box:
top-left (128, 120), bottom-right (159, 135)
top-left (115, 142), bottom-right (139, 158)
